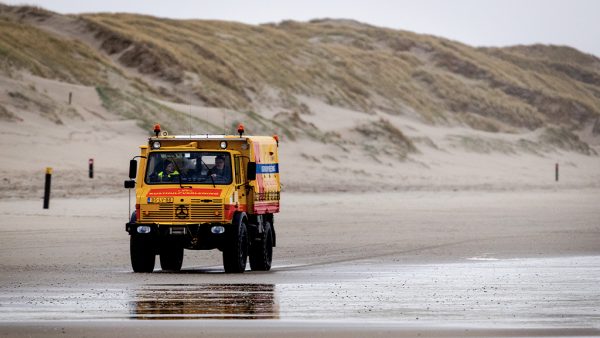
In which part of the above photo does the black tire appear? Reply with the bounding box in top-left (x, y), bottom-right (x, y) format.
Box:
top-left (130, 235), bottom-right (155, 273)
top-left (160, 243), bottom-right (184, 272)
top-left (250, 220), bottom-right (273, 271)
top-left (223, 218), bottom-right (249, 273)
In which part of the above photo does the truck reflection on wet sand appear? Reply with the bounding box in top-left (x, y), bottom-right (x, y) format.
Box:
top-left (129, 284), bottom-right (279, 320)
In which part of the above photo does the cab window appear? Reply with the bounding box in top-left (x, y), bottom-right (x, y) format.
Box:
top-left (145, 152), bottom-right (232, 185)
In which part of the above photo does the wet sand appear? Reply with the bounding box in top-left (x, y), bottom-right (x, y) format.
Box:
top-left (1, 189), bottom-right (599, 336)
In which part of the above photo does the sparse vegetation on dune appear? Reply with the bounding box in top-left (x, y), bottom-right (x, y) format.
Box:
top-left (354, 118), bottom-right (417, 159)
top-left (6, 89), bottom-right (64, 124)
top-left (0, 104), bottom-right (19, 121)
top-left (540, 126), bottom-right (597, 155)
top-left (95, 86), bottom-right (220, 132)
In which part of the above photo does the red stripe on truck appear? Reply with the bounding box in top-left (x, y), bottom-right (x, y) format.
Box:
top-left (147, 188), bottom-right (222, 197)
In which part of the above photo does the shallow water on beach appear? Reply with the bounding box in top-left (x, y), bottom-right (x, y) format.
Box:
top-left (1, 256), bottom-right (599, 329)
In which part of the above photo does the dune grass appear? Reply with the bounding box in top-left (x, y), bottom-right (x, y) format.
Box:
top-left (76, 14), bottom-right (600, 133)
top-left (0, 16), bottom-right (115, 85)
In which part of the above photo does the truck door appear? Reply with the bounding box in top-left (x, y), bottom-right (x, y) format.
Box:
top-left (234, 155), bottom-right (247, 206)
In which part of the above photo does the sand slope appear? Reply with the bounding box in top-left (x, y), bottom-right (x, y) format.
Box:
top-left (1, 72), bottom-right (599, 199)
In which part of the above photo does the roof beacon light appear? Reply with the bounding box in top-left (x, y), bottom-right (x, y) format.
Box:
top-left (273, 135), bottom-right (279, 146)
top-left (237, 124), bottom-right (245, 138)
top-left (153, 124), bottom-right (161, 137)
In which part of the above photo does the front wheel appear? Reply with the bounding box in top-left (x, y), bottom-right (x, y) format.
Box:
top-left (250, 220), bottom-right (273, 271)
top-left (160, 243), bottom-right (184, 271)
top-left (130, 235), bottom-right (155, 273)
top-left (223, 218), bottom-right (248, 273)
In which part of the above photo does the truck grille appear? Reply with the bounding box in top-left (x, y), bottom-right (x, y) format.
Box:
top-left (141, 202), bottom-right (223, 222)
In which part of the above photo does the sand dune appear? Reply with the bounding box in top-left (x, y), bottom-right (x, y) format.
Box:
top-left (1, 73), bottom-right (599, 200)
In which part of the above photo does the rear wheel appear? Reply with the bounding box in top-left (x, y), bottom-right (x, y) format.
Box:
top-left (223, 218), bottom-right (248, 273)
top-left (250, 220), bottom-right (273, 271)
top-left (130, 235), bottom-right (155, 273)
top-left (160, 243), bottom-right (184, 271)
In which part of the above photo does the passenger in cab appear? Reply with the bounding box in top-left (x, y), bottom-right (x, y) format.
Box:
top-left (209, 155), bottom-right (231, 181)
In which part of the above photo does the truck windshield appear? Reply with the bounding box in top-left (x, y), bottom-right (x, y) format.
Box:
top-left (145, 152), bottom-right (232, 185)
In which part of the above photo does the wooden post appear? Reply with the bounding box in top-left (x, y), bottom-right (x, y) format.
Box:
top-left (43, 167), bottom-right (52, 209)
top-left (89, 158), bottom-right (94, 179)
top-left (68, 92), bottom-right (72, 105)
top-left (555, 163), bottom-right (559, 182)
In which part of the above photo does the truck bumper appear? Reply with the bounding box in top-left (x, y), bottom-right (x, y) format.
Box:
top-left (125, 222), bottom-right (229, 250)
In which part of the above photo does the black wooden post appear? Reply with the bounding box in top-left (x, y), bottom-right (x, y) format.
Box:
top-left (43, 167), bottom-right (52, 209)
top-left (89, 158), bottom-right (94, 179)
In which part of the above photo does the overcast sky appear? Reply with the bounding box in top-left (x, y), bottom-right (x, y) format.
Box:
top-left (4, 0), bottom-right (600, 57)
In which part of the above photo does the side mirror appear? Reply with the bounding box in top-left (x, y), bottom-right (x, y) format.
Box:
top-left (129, 159), bottom-right (137, 179)
top-left (124, 180), bottom-right (135, 189)
top-left (247, 162), bottom-right (256, 181)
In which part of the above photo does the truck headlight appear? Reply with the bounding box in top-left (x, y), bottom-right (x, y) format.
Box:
top-left (220, 141), bottom-right (227, 149)
top-left (151, 141), bottom-right (161, 149)
top-left (137, 225), bottom-right (151, 234)
top-left (211, 226), bottom-right (225, 234)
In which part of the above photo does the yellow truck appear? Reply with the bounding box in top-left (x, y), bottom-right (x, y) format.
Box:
top-left (124, 124), bottom-right (280, 273)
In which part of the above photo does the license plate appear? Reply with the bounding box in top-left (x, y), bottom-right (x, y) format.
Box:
top-left (148, 197), bottom-right (174, 204)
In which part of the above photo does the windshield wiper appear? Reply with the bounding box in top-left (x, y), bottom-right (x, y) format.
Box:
top-left (200, 159), bottom-right (216, 188)
top-left (170, 160), bottom-right (191, 189)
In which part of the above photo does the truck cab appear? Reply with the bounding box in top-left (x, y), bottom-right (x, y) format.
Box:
top-left (125, 124), bottom-right (280, 273)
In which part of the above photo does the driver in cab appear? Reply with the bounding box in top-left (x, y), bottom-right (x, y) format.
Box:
top-left (158, 160), bottom-right (179, 182)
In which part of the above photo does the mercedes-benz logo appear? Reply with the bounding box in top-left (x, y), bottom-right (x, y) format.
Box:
top-left (175, 205), bottom-right (189, 219)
